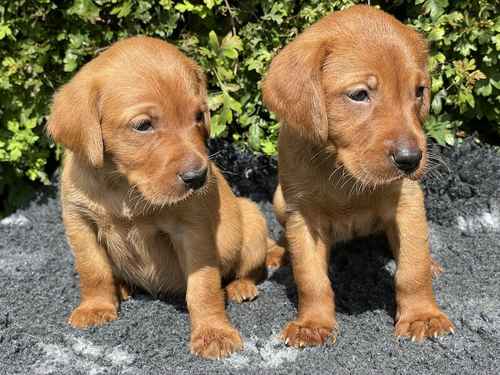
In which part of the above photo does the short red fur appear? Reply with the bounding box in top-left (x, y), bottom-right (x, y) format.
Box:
top-left (262, 5), bottom-right (454, 346)
top-left (48, 36), bottom-right (280, 359)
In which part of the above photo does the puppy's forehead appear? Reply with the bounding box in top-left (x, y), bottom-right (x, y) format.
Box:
top-left (101, 66), bottom-right (198, 103)
top-left (317, 6), bottom-right (428, 79)
top-left (94, 39), bottom-right (204, 119)
top-left (102, 48), bottom-right (199, 94)
top-left (324, 40), bottom-right (424, 76)
top-left (321, 29), bottom-right (427, 90)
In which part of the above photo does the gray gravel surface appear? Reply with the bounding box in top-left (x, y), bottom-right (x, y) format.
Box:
top-left (1, 139), bottom-right (499, 374)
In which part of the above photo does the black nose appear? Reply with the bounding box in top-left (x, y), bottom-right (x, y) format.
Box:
top-left (391, 147), bottom-right (422, 174)
top-left (179, 167), bottom-right (208, 190)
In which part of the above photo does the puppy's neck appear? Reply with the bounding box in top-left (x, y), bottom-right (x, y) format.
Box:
top-left (67, 153), bottom-right (153, 219)
top-left (280, 142), bottom-right (403, 208)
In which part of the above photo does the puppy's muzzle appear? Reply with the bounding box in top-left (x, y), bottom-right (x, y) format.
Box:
top-left (391, 146), bottom-right (422, 174)
top-left (179, 167), bottom-right (208, 190)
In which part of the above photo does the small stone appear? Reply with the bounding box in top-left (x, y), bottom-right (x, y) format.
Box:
top-left (0, 213), bottom-right (31, 227)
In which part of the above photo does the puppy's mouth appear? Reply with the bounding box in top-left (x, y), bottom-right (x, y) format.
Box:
top-left (362, 165), bottom-right (426, 186)
top-left (178, 178), bottom-right (211, 200)
top-left (332, 147), bottom-right (427, 191)
top-left (360, 168), bottom-right (402, 187)
top-left (128, 172), bottom-right (211, 211)
top-left (335, 162), bottom-right (425, 193)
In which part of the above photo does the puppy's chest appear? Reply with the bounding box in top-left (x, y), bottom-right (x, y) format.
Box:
top-left (328, 205), bottom-right (384, 242)
top-left (96, 217), bottom-right (183, 294)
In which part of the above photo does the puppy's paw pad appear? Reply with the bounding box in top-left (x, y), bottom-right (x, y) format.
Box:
top-left (395, 311), bottom-right (454, 342)
top-left (190, 326), bottom-right (243, 359)
top-left (68, 303), bottom-right (118, 329)
top-left (265, 247), bottom-right (287, 269)
top-left (281, 320), bottom-right (336, 348)
top-left (226, 279), bottom-right (258, 303)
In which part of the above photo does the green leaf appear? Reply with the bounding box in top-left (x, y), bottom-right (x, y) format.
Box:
top-left (68, 0), bottom-right (100, 23)
top-left (224, 93), bottom-right (242, 114)
top-left (0, 24), bottom-right (13, 40)
top-left (224, 83), bottom-right (240, 93)
top-left (476, 81), bottom-right (492, 96)
top-left (422, 0), bottom-right (449, 21)
top-left (431, 92), bottom-right (443, 114)
top-left (111, 1), bottom-right (133, 18)
top-left (208, 30), bottom-right (219, 50)
top-left (63, 52), bottom-right (79, 72)
top-left (427, 27), bottom-right (445, 41)
top-left (424, 116), bottom-right (457, 146)
top-left (248, 123), bottom-right (261, 151)
top-left (431, 75), bottom-right (444, 92)
top-left (203, 0), bottom-right (221, 9)
top-left (210, 114), bottom-right (226, 137)
top-left (492, 34), bottom-right (500, 51)
top-left (444, 132), bottom-right (455, 146)
top-left (221, 33), bottom-right (243, 51)
top-left (220, 33), bottom-right (243, 59)
top-left (159, 0), bottom-right (173, 10)
top-left (208, 93), bottom-right (224, 111)
top-left (261, 139), bottom-right (277, 155)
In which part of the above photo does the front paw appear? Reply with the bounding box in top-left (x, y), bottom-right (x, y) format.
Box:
top-left (281, 320), bottom-right (336, 348)
top-left (68, 302), bottom-right (118, 329)
top-left (395, 308), bottom-right (454, 342)
top-left (190, 325), bottom-right (243, 359)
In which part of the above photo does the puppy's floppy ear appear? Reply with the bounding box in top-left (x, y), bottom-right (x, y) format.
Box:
top-left (202, 105), bottom-right (211, 138)
top-left (191, 63), bottom-right (211, 137)
top-left (47, 74), bottom-right (103, 168)
top-left (262, 38), bottom-right (328, 142)
top-left (413, 32), bottom-right (431, 122)
top-left (419, 76), bottom-right (431, 121)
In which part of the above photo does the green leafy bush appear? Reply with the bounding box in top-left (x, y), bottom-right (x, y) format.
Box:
top-left (410, 0), bottom-right (500, 145)
top-left (0, 0), bottom-right (498, 214)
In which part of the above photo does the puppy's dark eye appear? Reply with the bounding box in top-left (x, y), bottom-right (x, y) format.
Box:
top-left (416, 86), bottom-right (426, 98)
top-left (195, 111), bottom-right (204, 123)
top-left (132, 119), bottom-right (153, 133)
top-left (348, 89), bottom-right (369, 102)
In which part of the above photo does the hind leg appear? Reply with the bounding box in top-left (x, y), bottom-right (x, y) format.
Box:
top-left (266, 184), bottom-right (288, 269)
top-left (226, 198), bottom-right (268, 303)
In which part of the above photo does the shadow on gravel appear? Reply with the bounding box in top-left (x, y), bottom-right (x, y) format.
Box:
top-left (0, 180), bottom-right (58, 219)
top-left (271, 235), bottom-right (396, 318)
top-left (129, 288), bottom-right (189, 314)
top-left (33, 184), bottom-right (59, 208)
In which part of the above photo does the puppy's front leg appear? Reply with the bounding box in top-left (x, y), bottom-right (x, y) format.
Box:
top-left (282, 210), bottom-right (336, 347)
top-left (63, 211), bottom-right (120, 328)
top-left (180, 232), bottom-right (242, 359)
top-left (386, 185), bottom-right (454, 341)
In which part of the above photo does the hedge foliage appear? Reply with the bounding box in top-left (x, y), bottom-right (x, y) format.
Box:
top-left (0, 0), bottom-right (499, 214)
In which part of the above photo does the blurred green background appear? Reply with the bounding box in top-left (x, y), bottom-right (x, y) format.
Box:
top-left (0, 0), bottom-right (499, 216)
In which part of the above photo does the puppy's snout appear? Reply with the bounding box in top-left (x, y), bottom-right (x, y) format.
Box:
top-left (391, 146), bottom-right (422, 174)
top-left (179, 167), bottom-right (208, 190)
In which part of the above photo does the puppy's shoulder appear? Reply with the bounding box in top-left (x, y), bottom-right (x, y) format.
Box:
top-left (59, 151), bottom-right (114, 218)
